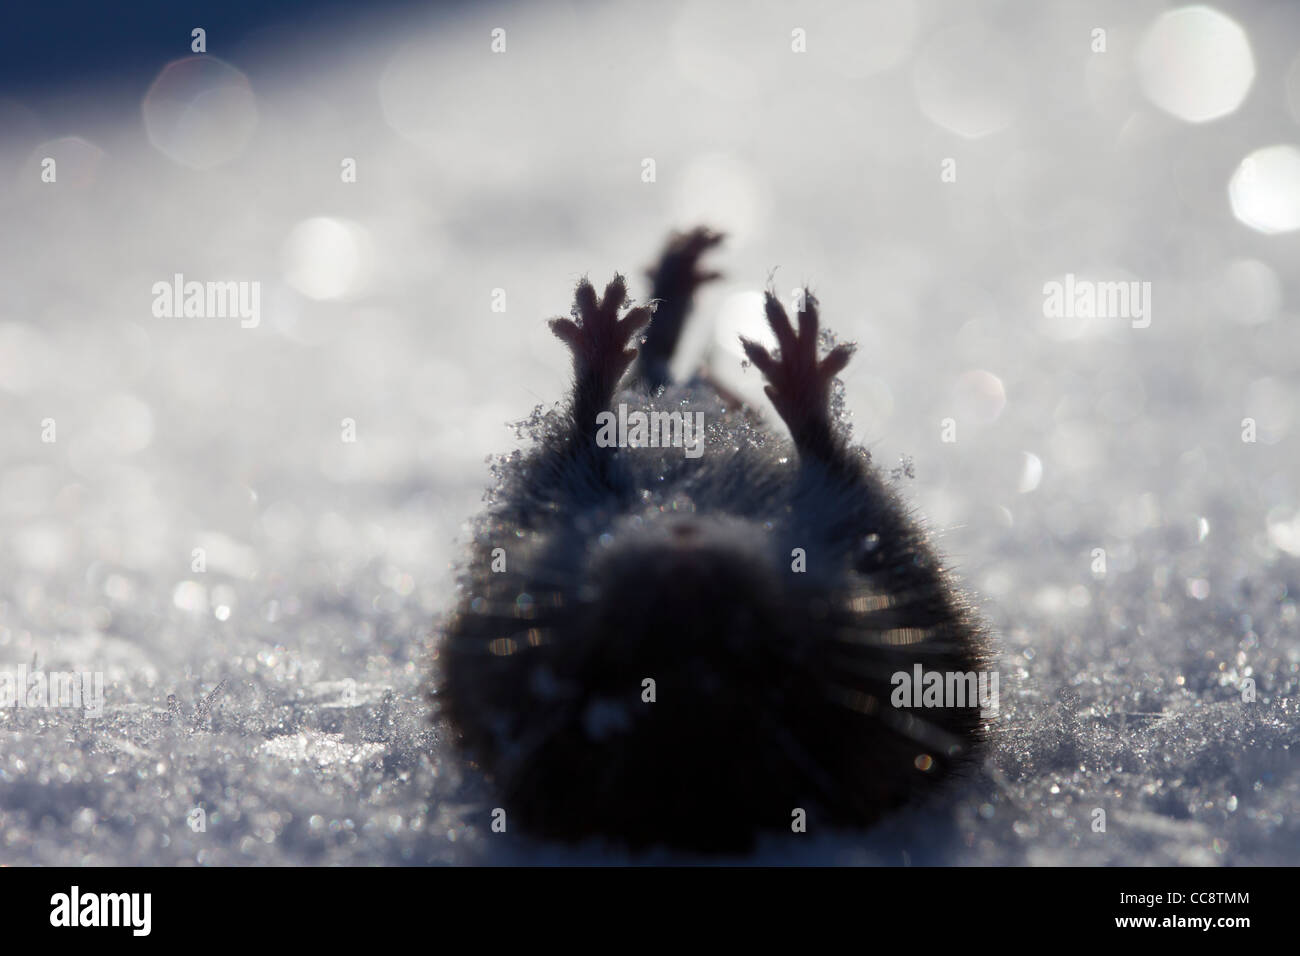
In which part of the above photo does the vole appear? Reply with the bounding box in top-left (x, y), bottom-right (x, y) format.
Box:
top-left (438, 227), bottom-right (991, 853)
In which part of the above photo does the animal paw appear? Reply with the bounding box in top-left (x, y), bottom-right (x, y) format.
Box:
top-left (647, 227), bottom-right (725, 299)
top-left (637, 227), bottom-right (725, 390)
top-left (549, 275), bottom-right (653, 398)
top-left (739, 291), bottom-right (854, 456)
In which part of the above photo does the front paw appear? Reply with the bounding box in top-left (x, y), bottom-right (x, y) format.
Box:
top-left (739, 291), bottom-right (854, 454)
top-left (549, 275), bottom-right (653, 392)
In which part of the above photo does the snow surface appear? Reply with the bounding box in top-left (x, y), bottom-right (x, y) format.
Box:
top-left (1, 0), bottom-right (1298, 865)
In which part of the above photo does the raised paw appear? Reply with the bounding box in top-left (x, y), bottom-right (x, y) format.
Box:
top-left (739, 290), bottom-right (854, 459)
top-left (647, 227), bottom-right (725, 296)
top-left (637, 227), bottom-right (725, 389)
top-left (549, 275), bottom-right (653, 422)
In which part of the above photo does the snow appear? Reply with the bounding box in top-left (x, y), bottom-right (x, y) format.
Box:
top-left (1, 0), bottom-right (1298, 865)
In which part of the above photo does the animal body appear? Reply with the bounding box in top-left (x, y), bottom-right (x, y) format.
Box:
top-left (439, 228), bottom-right (991, 852)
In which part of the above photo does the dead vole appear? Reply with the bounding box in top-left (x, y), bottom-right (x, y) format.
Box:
top-left (438, 228), bottom-right (991, 852)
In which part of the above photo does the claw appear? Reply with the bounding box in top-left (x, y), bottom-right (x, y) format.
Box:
top-left (574, 279), bottom-right (599, 320)
top-left (620, 305), bottom-right (653, 337)
top-left (739, 336), bottom-right (779, 378)
top-left (821, 343), bottom-right (853, 379)
top-left (600, 275), bottom-right (628, 314)
top-left (796, 294), bottom-right (819, 363)
top-left (548, 316), bottom-right (581, 349)
top-left (763, 291), bottom-right (799, 359)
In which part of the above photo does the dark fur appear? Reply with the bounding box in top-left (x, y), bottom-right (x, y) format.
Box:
top-left (438, 228), bottom-right (991, 852)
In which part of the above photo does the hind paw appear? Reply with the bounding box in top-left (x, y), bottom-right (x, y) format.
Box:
top-left (647, 227), bottom-right (725, 299)
top-left (740, 291), bottom-right (854, 458)
top-left (637, 227), bottom-right (725, 390)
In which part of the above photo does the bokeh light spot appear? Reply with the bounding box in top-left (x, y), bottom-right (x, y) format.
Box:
top-left (143, 57), bottom-right (259, 169)
top-left (1229, 145), bottom-right (1300, 234)
top-left (1136, 6), bottom-right (1254, 123)
top-left (282, 218), bottom-right (369, 300)
top-left (914, 24), bottom-right (1026, 139)
top-left (953, 370), bottom-right (1006, 425)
